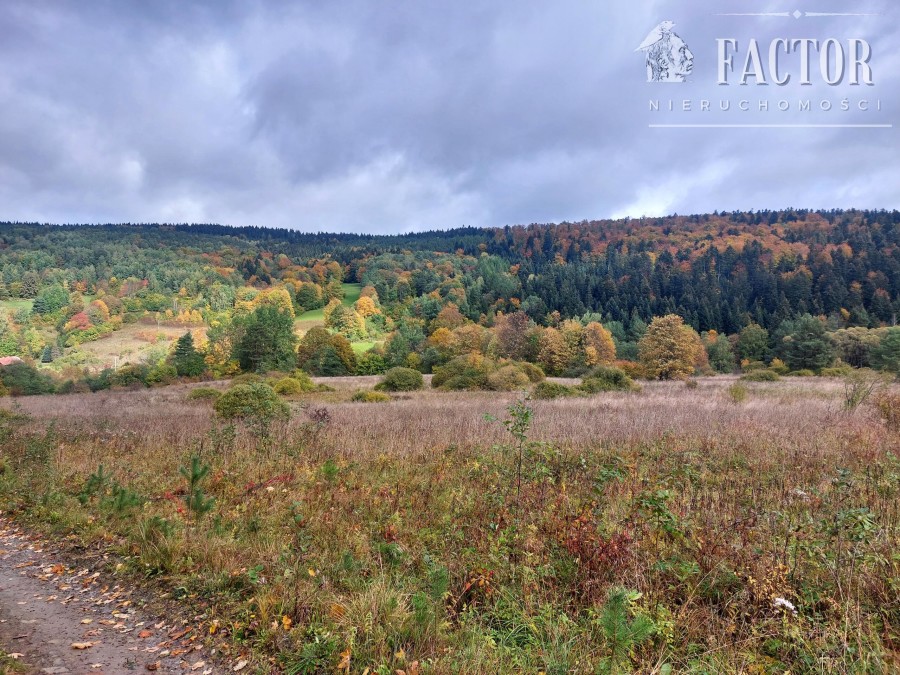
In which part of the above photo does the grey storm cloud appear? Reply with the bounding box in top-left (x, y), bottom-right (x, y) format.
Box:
top-left (0, 0), bottom-right (897, 233)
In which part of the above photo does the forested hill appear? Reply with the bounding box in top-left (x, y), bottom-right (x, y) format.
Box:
top-left (1, 208), bottom-right (898, 335)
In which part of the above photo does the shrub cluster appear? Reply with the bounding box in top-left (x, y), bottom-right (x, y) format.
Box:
top-left (531, 381), bottom-right (579, 400)
top-left (613, 360), bottom-right (647, 380)
top-left (531, 366), bottom-right (637, 400)
top-left (213, 383), bottom-right (290, 422)
top-left (376, 367), bottom-right (424, 392)
top-left (186, 387), bottom-right (221, 402)
top-left (272, 371), bottom-right (316, 396)
top-left (432, 355), bottom-right (540, 392)
top-left (229, 373), bottom-right (264, 386)
top-left (351, 390), bottom-right (392, 403)
top-left (0, 362), bottom-right (56, 396)
top-left (741, 370), bottom-right (781, 382)
top-left (821, 365), bottom-right (853, 377)
top-left (580, 366), bottom-right (638, 393)
top-left (487, 365), bottom-right (531, 391)
top-left (517, 362), bottom-right (546, 383)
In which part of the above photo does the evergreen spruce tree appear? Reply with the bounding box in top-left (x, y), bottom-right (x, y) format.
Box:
top-left (235, 305), bottom-right (298, 373)
top-left (172, 332), bottom-right (206, 377)
top-left (777, 315), bottom-right (835, 372)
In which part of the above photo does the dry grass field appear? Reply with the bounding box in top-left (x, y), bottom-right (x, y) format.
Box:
top-left (1, 377), bottom-right (898, 673)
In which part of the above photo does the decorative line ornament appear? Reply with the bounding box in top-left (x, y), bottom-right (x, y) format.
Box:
top-left (715, 10), bottom-right (880, 19)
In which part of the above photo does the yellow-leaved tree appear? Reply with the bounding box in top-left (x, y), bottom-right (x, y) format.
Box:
top-left (354, 295), bottom-right (380, 318)
top-left (427, 327), bottom-right (455, 353)
top-left (251, 287), bottom-right (295, 319)
top-left (638, 314), bottom-right (703, 380)
top-left (582, 322), bottom-right (616, 366)
top-left (538, 327), bottom-right (572, 376)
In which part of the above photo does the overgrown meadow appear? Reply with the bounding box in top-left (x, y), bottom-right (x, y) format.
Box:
top-left (1, 377), bottom-right (898, 673)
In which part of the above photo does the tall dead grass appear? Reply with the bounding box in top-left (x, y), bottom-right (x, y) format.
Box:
top-left (2, 376), bottom-right (898, 672)
top-left (3, 377), bottom-right (889, 458)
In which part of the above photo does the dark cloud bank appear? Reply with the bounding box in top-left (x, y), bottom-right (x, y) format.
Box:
top-left (0, 0), bottom-right (897, 233)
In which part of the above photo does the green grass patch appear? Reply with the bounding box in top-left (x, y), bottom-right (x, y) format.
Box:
top-left (296, 284), bottom-right (362, 326)
top-left (0, 299), bottom-right (33, 313)
top-left (339, 283), bottom-right (362, 306)
top-left (351, 340), bottom-right (380, 354)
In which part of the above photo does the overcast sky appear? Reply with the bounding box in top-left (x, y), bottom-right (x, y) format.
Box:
top-left (0, 1), bottom-right (897, 233)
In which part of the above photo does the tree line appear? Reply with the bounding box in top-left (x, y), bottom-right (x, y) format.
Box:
top-left (0, 210), bottom-right (897, 394)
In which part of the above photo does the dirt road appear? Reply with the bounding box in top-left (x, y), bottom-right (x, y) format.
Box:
top-left (0, 518), bottom-right (233, 675)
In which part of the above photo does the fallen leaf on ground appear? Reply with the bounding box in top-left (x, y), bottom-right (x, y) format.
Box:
top-left (71, 641), bottom-right (95, 649)
top-left (233, 660), bottom-right (248, 671)
top-left (146, 662), bottom-right (160, 671)
top-left (81, 618), bottom-right (94, 624)
top-left (191, 661), bottom-right (206, 671)
top-left (138, 629), bottom-right (153, 638)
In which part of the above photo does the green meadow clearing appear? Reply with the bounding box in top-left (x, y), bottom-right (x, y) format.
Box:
top-left (295, 283), bottom-right (380, 354)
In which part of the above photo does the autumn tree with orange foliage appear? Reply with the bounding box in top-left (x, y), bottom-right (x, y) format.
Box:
top-left (450, 324), bottom-right (491, 356)
top-left (493, 311), bottom-right (534, 361)
top-left (86, 299), bottom-right (110, 325)
top-left (431, 303), bottom-right (467, 332)
top-left (354, 295), bottom-right (380, 318)
top-left (427, 327), bottom-right (455, 353)
top-left (326, 304), bottom-right (366, 340)
top-left (322, 297), bottom-right (342, 325)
